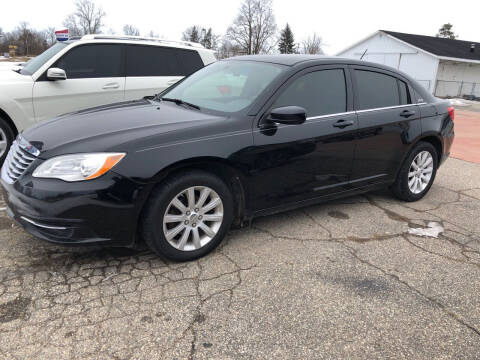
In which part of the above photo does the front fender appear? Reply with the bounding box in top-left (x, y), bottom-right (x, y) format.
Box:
top-left (0, 81), bottom-right (35, 132)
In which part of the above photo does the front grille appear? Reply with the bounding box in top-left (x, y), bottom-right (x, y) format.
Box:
top-left (1, 140), bottom-right (37, 184)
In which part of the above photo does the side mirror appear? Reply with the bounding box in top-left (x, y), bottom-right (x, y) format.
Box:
top-left (47, 68), bottom-right (67, 80)
top-left (267, 106), bottom-right (306, 125)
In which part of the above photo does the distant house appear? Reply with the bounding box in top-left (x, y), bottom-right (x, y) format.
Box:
top-left (337, 30), bottom-right (480, 98)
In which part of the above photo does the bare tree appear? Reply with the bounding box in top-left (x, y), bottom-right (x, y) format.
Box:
top-left (63, 0), bottom-right (106, 36)
top-left (123, 24), bottom-right (140, 36)
top-left (301, 33), bottom-right (324, 55)
top-left (226, 0), bottom-right (277, 55)
top-left (63, 14), bottom-right (83, 36)
top-left (42, 27), bottom-right (57, 46)
top-left (1, 22), bottom-right (50, 56)
top-left (217, 38), bottom-right (245, 59)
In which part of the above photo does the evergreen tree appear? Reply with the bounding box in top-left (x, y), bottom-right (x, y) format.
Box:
top-left (182, 26), bottom-right (201, 43)
top-left (202, 28), bottom-right (213, 49)
top-left (436, 23), bottom-right (457, 39)
top-left (278, 23), bottom-right (295, 54)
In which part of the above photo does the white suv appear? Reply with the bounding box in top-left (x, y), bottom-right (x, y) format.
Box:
top-left (0, 34), bottom-right (216, 162)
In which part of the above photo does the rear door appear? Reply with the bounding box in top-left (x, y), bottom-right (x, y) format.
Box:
top-left (251, 65), bottom-right (357, 211)
top-left (350, 66), bottom-right (421, 187)
top-left (32, 43), bottom-right (125, 122)
top-left (124, 45), bottom-right (204, 100)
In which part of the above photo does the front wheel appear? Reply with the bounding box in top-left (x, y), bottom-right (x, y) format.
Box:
top-left (390, 141), bottom-right (438, 202)
top-left (141, 170), bottom-right (234, 261)
top-left (0, 118), bottom-right (15, 166)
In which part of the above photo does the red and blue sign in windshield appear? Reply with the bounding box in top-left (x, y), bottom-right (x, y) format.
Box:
top-left (55, 29), bottom-right (69, 41)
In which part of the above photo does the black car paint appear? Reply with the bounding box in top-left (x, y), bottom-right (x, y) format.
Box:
top-left (1, 56), bottom-right (454, 247)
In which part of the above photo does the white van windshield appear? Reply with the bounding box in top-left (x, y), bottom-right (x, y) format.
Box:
top-left (20, 42), bottom-right (68, 75)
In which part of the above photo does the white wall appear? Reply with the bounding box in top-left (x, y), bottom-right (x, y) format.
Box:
top-left (435, 61), bottom-right (480, 97)
top-left (338, 32), bottom-right (439, 93)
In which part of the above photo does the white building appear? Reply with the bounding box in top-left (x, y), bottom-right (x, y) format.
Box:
top-left (337, 30), bottom-right (480, 98)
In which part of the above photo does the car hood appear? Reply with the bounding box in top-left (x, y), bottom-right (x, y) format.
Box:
top-left (0, 68), bottom-right (32, 83)
top-left (22, 99), bottom-right (226, 158)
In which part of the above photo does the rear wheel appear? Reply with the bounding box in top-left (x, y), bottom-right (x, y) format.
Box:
top-left (141, 170), bottom-right (234, 261)
top-left (0, 117), bottom-right (15, 165)
top-left (390, 141), bottom-right (438, 202)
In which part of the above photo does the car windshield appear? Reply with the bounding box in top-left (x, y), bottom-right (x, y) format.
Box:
top-left (162, 60), bottom-right (285, 113)
top-left (20, 42), bottom-right (68, 75)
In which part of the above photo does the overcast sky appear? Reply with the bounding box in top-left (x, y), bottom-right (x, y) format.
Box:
top-left (1, 0), bottom-right (479, 54)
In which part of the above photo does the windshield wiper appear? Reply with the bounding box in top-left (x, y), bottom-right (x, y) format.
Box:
top-left (161, 97), bottom-right (200, 110)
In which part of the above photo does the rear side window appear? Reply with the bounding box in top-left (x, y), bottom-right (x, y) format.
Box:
top-left (55, 44), bottom-right (122, 79)
top-left (126, 45), bottom-right (182, 76)
top-left (176, 49), bottom-right (204, 76)
top-left (273, 69), bottom-right (347, 118)
top-left (355, 70), bottom-right (402, 110)
top-left (398, 80), bottom-right (410, 105)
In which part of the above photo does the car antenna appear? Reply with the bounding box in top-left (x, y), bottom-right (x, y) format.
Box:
top-left (360, 48), bottom-right (368, 60)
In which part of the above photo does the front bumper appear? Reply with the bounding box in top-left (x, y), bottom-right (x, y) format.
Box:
top-left (1, 170), bottom-right (151, 247)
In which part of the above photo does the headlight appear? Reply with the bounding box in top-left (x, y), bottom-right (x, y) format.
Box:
top-left (32, 153), bottom-right (125, 182)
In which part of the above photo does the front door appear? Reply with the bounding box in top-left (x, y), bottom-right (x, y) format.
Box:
top-left (251, 66), bottom-right (357, 211)
top-left (33, 44), bottom-right (125, 122)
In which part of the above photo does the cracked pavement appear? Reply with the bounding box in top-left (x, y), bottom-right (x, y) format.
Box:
top-left (0, 157), bottom-right (479, 359)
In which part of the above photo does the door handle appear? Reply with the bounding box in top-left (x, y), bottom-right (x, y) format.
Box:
top-left (102, 83), bottom-right (120, 90)
top-left (333, 119), bottom-right (354, 128)
top-left (400, 109), bottom-right (415, 118)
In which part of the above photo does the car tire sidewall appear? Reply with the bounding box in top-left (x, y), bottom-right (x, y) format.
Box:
top-left (0, 118), bottom-right (15, 166)
top-left (142, 171), bottom-right (234, 261)
top-left (393, 142), bottom-right (438, 202)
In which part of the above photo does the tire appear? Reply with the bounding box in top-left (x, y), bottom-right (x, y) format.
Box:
top-left (140, 170), bottom-right (234, 261)
top-left (390, 141), bottom-right (438, 202)
top-left (0, 117), bottom-right (15, 166)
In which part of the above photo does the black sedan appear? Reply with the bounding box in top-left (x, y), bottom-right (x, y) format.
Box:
top-left (1, 55), bottom-right (454, 261)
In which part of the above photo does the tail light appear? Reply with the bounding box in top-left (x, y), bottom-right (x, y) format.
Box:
top-left (447, 106), bottom-right (455, 122)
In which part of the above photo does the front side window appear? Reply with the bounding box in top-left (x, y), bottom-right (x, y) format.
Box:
top-left (273, 69), bottom-right (347, 118)
top-left (355, 70), bottom-right (407, 110)
top-left (162, 60), bottom-right (284, 113)
top-left (54, 44), bottom-right (122, 79)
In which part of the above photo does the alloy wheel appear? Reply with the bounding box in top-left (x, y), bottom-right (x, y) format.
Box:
top-left (0, 128), bottom-right (7, 158)
top-left (408, 150), bottom-right (434, 194)
top-left (162, 186), bottom-right (224, 251)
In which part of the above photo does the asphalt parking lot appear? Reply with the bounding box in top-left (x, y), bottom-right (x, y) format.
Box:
top-left (0, 156), bottom-right (479, 359)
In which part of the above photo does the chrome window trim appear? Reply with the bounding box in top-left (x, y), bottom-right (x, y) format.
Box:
top-left (266, 102), bottom-right (428, 126)
top-left (355, 104), bottom-right (419, 114)
top-left (306, 111), bottom-right (356, 121)
top-left (305, 102), bottom-right (426, 121)
top-left (20, 216), bottom-right (68, 230)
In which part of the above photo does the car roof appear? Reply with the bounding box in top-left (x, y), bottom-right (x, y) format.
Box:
top-left (224, 54), bottom-right (434, 101)
top-left (225, 54), bottom-right (341, 66)
top-left (225, 54), bottom-right (395, 69)
top-left (63, 34), bottom-right (215, 53)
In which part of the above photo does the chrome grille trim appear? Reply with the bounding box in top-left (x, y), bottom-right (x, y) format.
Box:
top-left (1, 140), bottom-right (37, 184)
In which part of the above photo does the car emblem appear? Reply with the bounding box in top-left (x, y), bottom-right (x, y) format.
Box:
top-left (17, 135), bottom-right (40, 157)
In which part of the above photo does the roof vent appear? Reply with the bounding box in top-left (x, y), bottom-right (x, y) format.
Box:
top-left (471, 44), bottom-right (475, 52)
